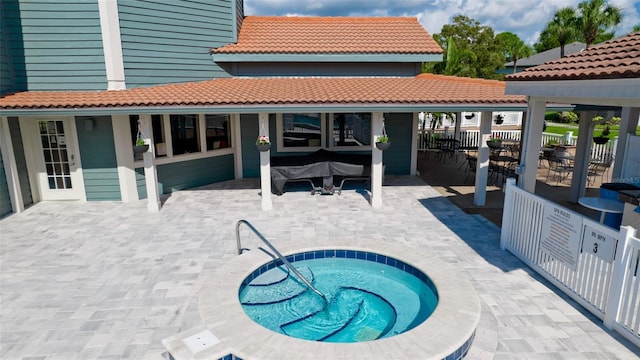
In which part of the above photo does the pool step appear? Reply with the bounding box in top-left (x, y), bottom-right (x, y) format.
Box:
top-left (281, 287), bottom-right (397, 342)
top-left (241, 266), bottom-right (315, 305)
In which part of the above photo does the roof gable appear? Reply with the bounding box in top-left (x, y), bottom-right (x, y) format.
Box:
top-left (506, 32), bottom-right (640, 81)
top-left (211, 16), bottom-right (442, 55)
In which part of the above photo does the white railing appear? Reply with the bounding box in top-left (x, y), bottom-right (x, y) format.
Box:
top-left (417, 129), bottom-right (616, 159)
top-left (501, 178), bottom-right (640, 347)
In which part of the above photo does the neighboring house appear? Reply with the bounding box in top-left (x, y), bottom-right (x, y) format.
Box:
top-left (500, 42), bottom-right (586, 74)
top-left (0, 0), bottom-right (528, 217)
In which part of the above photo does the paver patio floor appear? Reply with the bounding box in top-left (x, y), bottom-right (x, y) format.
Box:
top-left (1, 176), bottom-right (638, 359)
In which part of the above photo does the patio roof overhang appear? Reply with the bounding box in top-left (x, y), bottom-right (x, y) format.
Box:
top-left (0, 75), bottom-right (575, 117)
top-left (505, 78), bottom-right (640, 108)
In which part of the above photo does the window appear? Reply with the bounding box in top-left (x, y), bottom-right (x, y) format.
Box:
top-left (279, 113), bottom-right (323, 150)
top-left (129, 115), bottom-right (164, 160)
top-left (205, 114), bottom-right (231, 150)
top-left (332, 113), bottom-right (371, 147)
top-left (170, 114), bottom-right (200, 155)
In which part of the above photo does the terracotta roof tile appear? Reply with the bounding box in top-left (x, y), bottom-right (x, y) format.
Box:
top-left (0, 75), bottom-right (525, 110)
top-left (211, 16), bottom-right (442, 54)
top-left (506, 32), bottom-right (640, 81)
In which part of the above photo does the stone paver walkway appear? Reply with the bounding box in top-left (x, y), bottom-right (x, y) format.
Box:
top-left (1, 176), bottom-right (638, 359)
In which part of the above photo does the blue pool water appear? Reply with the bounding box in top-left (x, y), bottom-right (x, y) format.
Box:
top-left (239, 251), bottom-right (439, 343)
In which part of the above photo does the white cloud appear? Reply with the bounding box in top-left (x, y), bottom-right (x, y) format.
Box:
top-left (244, 0), bottom-right (640, 44)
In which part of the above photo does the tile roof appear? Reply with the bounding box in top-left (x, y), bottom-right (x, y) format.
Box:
top-left (211, 16), bottom-right (442, 54)
top-left (506, 32), bottom-right (640, 81)
top-left (504, 42), bottom-right (586, 67)
top-left (0, 75), bottom-right (525, 111)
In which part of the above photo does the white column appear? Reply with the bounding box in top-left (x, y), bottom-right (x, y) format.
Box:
top-left (409, 112), bottom-right (418, 176)
top-left (258, 113), bottom-right (272, 211)
top-left (98, 0), bottom-right (126, 90)
top-left (612, 107), bottom-right (639, 180)
top-left (233, 113), bottom-right (243, 179)
top-left (139, 115), bottom-right (160, 212)
top-left (474, 111), bottom-right (492, 206)
top-left (518, 98), bottom-right (546, 192)
top-left (453, 112), bottom-right (462, 141)
top-left (569, 111), bottom-right (597, 202)
top-left (0, 117), bottom-right (24, 213)
top-left (111, 115), bottom-right (139, 202)
top-left (371, 112), bottom-right (384, 209)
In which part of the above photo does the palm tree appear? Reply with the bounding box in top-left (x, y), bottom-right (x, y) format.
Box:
top-left (577, 0), bottom-right (623, 48)
top-left (546, 7), bottom-right (579, 57)
top-left (496, 32), bottom-right (534, 73)
top-left (633, 25), bottom-right (640, 33)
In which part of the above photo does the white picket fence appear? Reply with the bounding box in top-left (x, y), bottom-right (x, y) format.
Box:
top-left (417, 129), bottom-right (616, 160)
top-left (501, 178), bottom-right (640, 347)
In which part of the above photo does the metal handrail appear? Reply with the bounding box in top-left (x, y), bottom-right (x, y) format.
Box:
top-left (235, 220), bottom-right (326, 300)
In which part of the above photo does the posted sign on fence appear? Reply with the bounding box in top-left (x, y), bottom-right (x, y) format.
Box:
top-left (582, 225), bottom-right (616, 263)
top-left (541, 203), bottom-right (583, 271)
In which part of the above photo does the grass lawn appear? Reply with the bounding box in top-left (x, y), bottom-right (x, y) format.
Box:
top-left (544, 123), bottom-right (636, 138)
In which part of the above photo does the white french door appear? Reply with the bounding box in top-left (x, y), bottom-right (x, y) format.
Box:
top-left (23, 118), bottom-right (85, 201)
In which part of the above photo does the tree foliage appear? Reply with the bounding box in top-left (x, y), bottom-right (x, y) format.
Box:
top-left (577, 0), bottom-right (623, 47)
top-left (496, 32), bottom-right (533, 73)
top-left (534, 0), bottom-right (623, 53)
top-left (535, 7), bottom-right (580, 56)
top-left (426, 15), bottom-right (504, 79)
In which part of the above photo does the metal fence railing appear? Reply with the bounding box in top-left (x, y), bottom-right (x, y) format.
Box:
top-left (417, 129), bottom-right (617, 159)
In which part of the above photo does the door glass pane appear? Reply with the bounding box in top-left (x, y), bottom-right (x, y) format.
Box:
top-left (333, 113), bottom-right (371, 146)
top-left (282, 113), bottom-right (322, 148)
top-left (38, 120), bottom-right (73, 190)
top-left (205, 114), bottom-right (231, 150)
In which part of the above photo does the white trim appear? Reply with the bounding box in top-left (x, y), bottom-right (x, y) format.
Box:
top-left (98, 0), bottom-right (126, 90)
top-left (111, 114), bottom-right (139, 202)
top-left (370, 112), bottom-right (384, 208)
top-left (258, 113), bottom-right (272, 211)
top-left (410, 112), bottom-right (418, 176)
top-left (276, 113), bottom-right (325, 153)
top-left (139, 115), bottom-right (160, 212)
top-left (0, 117), bottom-right (24, 213)
top-left (505, 78), bottom-right (640, 107)
top-left (19, 117), bottom-right (87, 201)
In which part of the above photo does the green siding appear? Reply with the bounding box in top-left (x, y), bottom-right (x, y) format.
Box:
top-left (241, 114), bottom-right (260, 178)
top-left (157, 155), bottom-right (235, 193)
top-left (137, 155), bottom-right (235, 198)
top-left (0, 2), bottom-right (16, 95)
top-left (3, 0), bottom-right (107, 91)
top-left (75, 116), bottom-right (121, 201)
top-left (383, 113), bottom-right (413, 175)
top-left (8, 117), bottom-right (32, 206)
top-left (118, 0), bottom-right (236, 87)
top-left (0, 150), bottom-right (11, 217)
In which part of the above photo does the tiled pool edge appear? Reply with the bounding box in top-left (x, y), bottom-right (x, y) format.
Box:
top-left (167, 239), bottom-right (481, 360)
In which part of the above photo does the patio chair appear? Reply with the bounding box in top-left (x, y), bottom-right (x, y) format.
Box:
top-left (464, 157), bottom-right (477, 183)
top-left (546, 156), bottom-right (573, 184)
top-left (588, 156), bottom-right (614, 184)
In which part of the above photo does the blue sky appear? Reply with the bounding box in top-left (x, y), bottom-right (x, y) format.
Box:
top-left (244, 0), bottom-right (640, 45)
